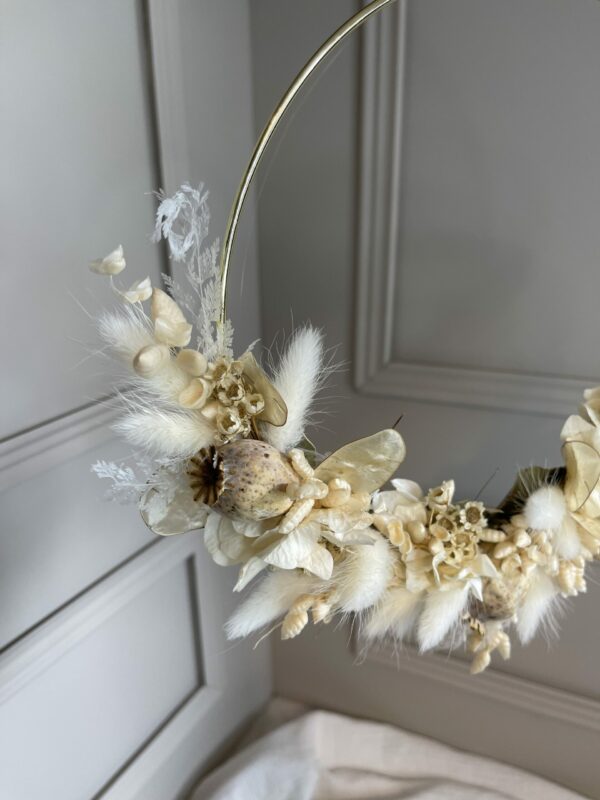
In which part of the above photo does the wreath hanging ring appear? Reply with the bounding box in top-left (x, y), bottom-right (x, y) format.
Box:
top-left (88, 0), bottom-right (600, 674)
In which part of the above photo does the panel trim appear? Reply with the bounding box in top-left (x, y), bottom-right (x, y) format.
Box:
top-left (364, 640), bottom-right (600, 734)
top-left (147, 0), bottom-right (190, 193)
top-left (0, 536), bottom-right (200, 705)
top-left (354, 2), bottom-right (592, 418)
top-left (0, 400), bottom-right (118, 493)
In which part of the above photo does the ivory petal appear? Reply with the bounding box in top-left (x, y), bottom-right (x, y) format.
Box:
top-left (133, 344), bottom-right (171, 377)
top-left (154, 317), bottom-right (192, 347)
top-left (179, 377), bottom-right (212, 409)
top-left (116, 276), bottom-right (152, 304)
top-left (315, 429), bottom-right (406, 493)
top-left (176, 349), bottom-right (208, 376)
top-left (150, 287), bottom-right (187, 324)
top-left (89, 244), bottom-right (126, 275)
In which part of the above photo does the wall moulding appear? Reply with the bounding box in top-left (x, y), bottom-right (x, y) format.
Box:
top-left (354, 1), bottom-right (592, 418)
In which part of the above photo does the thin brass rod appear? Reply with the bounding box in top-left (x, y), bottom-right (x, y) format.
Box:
top-left (218, 0), bottom-right (398, 324)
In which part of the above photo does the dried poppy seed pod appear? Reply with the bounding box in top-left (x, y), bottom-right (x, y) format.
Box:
top-left (189, 439), bottom-right (299, 521)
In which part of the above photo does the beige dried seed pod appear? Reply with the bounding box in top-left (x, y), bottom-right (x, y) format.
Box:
top-left (470, 649), bottom-right (491, 674)
top-left (513, 530), bottom-right (532, 549)
top-left (286, 477), bottom-right (328, 501)
top-left (133, 344), bottom-right (171, 377)
top-left (494, 541), bottom-right (516, 559)
top-left (467, 633), bottom-right (484, 653)
top-left (281, 595), bottom-right (314, 639)
top-left (558, 562), bottom-right (576, 595)
top-left (406, 520), bottom-right (427, 543)
top-left (526, 546), bottom-right (544, 564)
top-left (477, 529), bottom-right (507, 543)
top-left (321, 478), bottom-right (352, 508)
top-left (212, 439), bottom-right (299, 521)
top-left (312, 596), bottom-right (333, 624)
top-left (288, 448), bottom-right (314, 481)
top-left (278, 498), bottom-right (315, 534)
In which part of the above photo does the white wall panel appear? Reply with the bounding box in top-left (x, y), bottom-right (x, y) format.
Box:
top-left (392, 0), bottom-right (600, 379)
top-left (0, 411), bottom-right (152, 649)
top-left (0, 540), bottom-right (201, 800)
top-left (0, 0), bottom-right (164, 438)
top-left (0, 2), bottom-right (272, 797)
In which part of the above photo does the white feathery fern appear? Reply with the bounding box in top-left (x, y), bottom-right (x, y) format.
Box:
top-left (91, 461), bottom-right (144, 504)
top-left (261, 326), bottom-right (325, 452)
top-left (154, 183), bottom-right (233, 359)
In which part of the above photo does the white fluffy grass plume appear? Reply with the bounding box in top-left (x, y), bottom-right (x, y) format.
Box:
top-left (114, 407), bottom-right (214, 458)
top-left (261, 326), bottom-right (325, 452)
top-left (98, 307), bottom-right (154, 362)
top-left (517, 570), bottom-right (561, 644)
top-left (417, 584), bottom-right (471, 652)
top-left (332, 533), bottom-right (394, 613)
top-left (226, 570), bottom-right (318, 639)
top-left (524, 486), bottom-right (582, 560)
top-left (364, 587), bottom-right (422, 641)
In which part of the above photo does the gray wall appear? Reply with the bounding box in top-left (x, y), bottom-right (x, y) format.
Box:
top-left (250, 1), bottom-right (600, 795)
top-left (0, 2), bottom-right (269, 798)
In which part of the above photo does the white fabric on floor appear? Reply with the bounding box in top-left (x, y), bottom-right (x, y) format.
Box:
top-left (191, 704), bottom-right (583, 800)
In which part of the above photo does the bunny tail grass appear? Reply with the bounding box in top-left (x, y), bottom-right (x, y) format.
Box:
top-left (332, 533), bottom-right (395, 613)
top-left (225, 570), bottom-right (318, 639)
top-left (417, 583), bottom-right (470, 652)
top-left (261, 326), bottom-right (324, 452)
top-left (364, 587), bottom-right (422, 641)
top-left (98, 307), bottom-right (154, 364)
top-left (517, 570), bottom-right (561, 644)
top-left (114, 407), bottom-right (214, 458)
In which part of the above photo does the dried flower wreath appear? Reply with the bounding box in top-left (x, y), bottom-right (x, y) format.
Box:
top-left (90, 0), bottom-right (599, 674)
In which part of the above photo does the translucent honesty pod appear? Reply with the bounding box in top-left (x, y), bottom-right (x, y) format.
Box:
top-left (238, 351), bottom-right (288, 427)
top-left (315, 429), bottom-right (406, 494)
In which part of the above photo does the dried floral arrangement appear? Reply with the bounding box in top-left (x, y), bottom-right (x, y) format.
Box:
top-left (88, 0), bottom-right (599, 674)
top-left (90, 183), bottom-right (599, 675)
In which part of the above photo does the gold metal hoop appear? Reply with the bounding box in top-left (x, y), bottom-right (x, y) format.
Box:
top-left (218, 0), bottom-right (399, 325)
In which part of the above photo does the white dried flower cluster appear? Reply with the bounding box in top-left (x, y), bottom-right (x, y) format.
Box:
top-left (88, 183), bottom-right (600, 677)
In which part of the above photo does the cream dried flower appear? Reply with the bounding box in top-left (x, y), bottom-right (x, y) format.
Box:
top-left (217, 374), bottom-right (245, 406)
top-left (427, 480), bottom-right (455, 512)
top-left (115, 276), bottom-right (152, 304)
top-left (89, 244), bottom-right (126, 275)
top-left (460, 501), bottom-right (487, 532)
top-left (242, 393), bottom-right (265, 416)
top-left (217, 407), bottom-right (244, 439)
